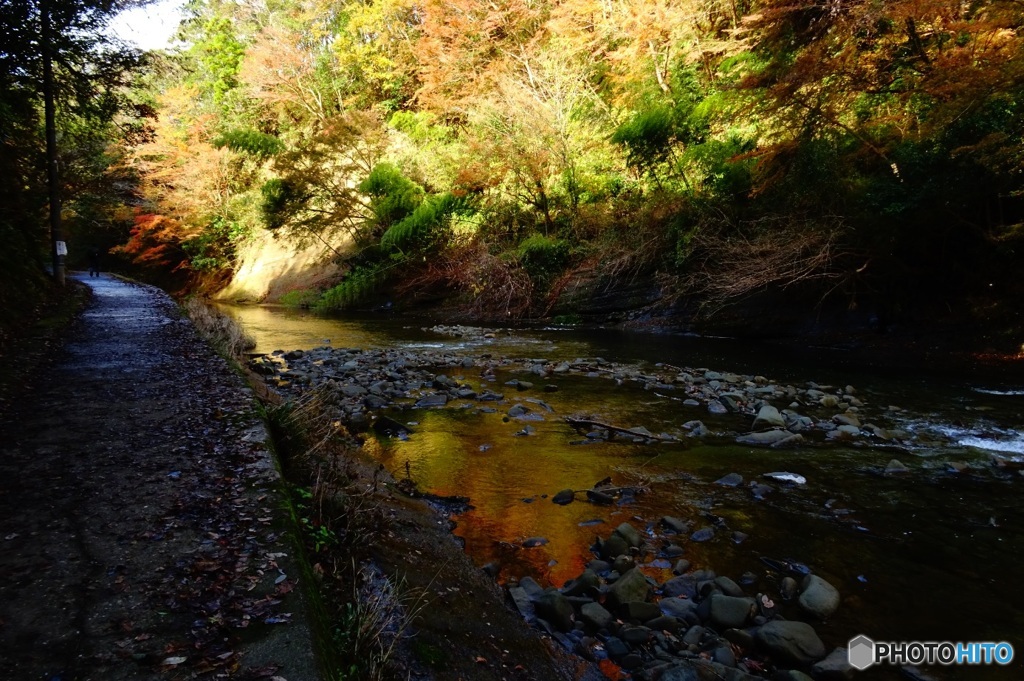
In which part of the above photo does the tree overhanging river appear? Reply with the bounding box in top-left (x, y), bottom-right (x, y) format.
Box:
top-left (219, 304), bottom-right (1024, 679)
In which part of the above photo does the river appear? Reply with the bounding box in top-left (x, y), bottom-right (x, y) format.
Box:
top-left (218, 304), bottom-right (1024, 678)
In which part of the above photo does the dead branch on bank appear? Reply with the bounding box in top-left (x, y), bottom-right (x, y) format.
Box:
top-left (684, 218), bottom-right (845, 314)
top-left (395, 239), bottom-right (534, 318)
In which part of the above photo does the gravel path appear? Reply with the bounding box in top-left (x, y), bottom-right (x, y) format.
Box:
top-left (0, 274), bottom-right (317, 680)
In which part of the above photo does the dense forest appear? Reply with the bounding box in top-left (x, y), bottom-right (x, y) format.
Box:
top-left (4, 0), bottom-right (1024, 347)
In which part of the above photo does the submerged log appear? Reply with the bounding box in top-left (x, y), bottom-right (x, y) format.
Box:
top-left (564, 417), bottom-right (674, 442)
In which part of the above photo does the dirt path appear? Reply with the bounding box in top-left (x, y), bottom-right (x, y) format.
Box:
top-left (0, 274), bottom-right (317, 681)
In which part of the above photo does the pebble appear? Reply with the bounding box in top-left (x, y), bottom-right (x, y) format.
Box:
top-left (661, 516), bottom-right (690, 534)
top-left (552, 489), bottom-right (575, 505)
top-left (690, 527), bottom-right (715, 542)
top-left (714, 472), bottom-right (743, 487)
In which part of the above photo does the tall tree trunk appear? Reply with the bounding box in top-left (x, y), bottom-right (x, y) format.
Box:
top-left (41, 0), bottom-right (64, 285)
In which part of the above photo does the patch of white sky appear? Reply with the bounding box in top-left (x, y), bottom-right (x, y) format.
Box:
top-left (107, 0), bottom-right (189, 52)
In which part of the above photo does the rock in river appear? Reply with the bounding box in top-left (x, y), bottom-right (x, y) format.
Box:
top-left (753, 405), bottom-right (786, 429)
top-left (780, 576), bottom-right (799, 600)
top-left (690, 527), bottom-right (715, 542)
top-left (535, 589), bottom-right (574, 631)
top-left (614, 522), bottom-right (643, 548)
top-left (811, 647), bottom-right (855, 680)
top-left (736, 430), bottom-right (794, 446)
top-left (580, 601), bottom-right (613, 632)
top-left (763, 471), bottom-right (807, 485)
top-left (833, 413), bottom-right (861, 428)
top-left (606, 567), bottom-right (651, 610)
top-left (372, 415), bottom-right (411, 436)
top-left (714, 575), bottom-right (746, 597)
top-left (755, 620), bottom-right (827, 666)
top-left (659, 596), bottom-right (699, 621)
top-left (562, 569), bottom-right (600, 597)
top-left (708, 400), bottom-right (729, 415)
top-left (662, 516), bottom-right (690, 534)
top-left (715, 472), bottom-right (743, 487)
top-left (552, 489), bottom-right (575, 505)
top-left (624, 601), bottom-right (661, 622)
top-left (885, 459), bottom-right (910, 475)
top-left (661, 574), bottom-right (698, 599)
top-left (597, 533), bottom-right (629, 560)
top-left (798, 574), bottom-right (840, 619)
top-left (414, 393), bottom-right (448, 408)
top-left (707, 594), bottom-right (756, 629)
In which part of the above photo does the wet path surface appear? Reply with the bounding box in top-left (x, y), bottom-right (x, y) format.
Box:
top-left (0, 275), bottom-right (316, 680)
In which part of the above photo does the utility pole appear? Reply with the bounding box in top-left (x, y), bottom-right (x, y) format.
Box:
top-left (41, 0), bottom-right (65, 286)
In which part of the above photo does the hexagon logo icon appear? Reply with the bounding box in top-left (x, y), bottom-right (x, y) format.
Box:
top-left (848, 635), bottom-right (876, 670)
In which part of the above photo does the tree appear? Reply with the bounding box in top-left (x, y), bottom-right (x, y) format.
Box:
top-left (176, 4), bottom-right (247, 121)
top-left (415, 0), bottom-right (548, 112)
top-left (0, 0), bottom-right (146, 305)
top-left (329, 0), bottom-right (420, 111)
top-left (738, 0), bottom-right (1024, 277)
top-left (467, 48), bottom-right (610, 233)
top-left (261, 111), bottom-right (387, 249)
top-left (240, 22), bottom-right (340, 126)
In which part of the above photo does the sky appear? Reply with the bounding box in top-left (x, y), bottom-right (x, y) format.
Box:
top-left (107, 0), bottom-right (189, 51)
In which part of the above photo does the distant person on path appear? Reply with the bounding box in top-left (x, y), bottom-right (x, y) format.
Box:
top-left (88, 247), bottom-right (101, 277)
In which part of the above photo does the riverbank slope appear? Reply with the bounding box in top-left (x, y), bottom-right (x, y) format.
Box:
top-left (208, 228), bottom-right (1024, 362)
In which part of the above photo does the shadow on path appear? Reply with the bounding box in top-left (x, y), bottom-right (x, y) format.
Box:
top-left (0, 274), bottom-right (317, 680)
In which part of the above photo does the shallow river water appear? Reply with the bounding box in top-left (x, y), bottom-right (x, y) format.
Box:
top-left (219, 304), bottom-right (1024, 678)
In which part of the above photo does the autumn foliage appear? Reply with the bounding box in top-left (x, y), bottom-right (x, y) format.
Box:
top-left (116, 212), bottom-right (190, 272)
top-left (114, 0), bottom-right (1024, 337)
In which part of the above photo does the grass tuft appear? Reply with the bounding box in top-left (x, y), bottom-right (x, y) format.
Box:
top-left (182, 296), bottom-right (256, 359)
top-left (262, 384), bottom-right (428, 680)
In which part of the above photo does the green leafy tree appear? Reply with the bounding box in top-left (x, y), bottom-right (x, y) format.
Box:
top-left (359, 163), bottom-right (424, 233)
top-left (182, 9), bottom-right (246, 111)
top-left (0, 0), bottom-right (148, 330)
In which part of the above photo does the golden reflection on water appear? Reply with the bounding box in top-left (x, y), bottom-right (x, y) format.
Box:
top-left (364, 406), bottom-right (664, 586)
top-left (213, 303), bottom-right (400, 353)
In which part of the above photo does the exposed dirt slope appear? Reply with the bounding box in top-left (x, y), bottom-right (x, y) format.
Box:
top-left (214, 232), bottom-right (346, 304)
